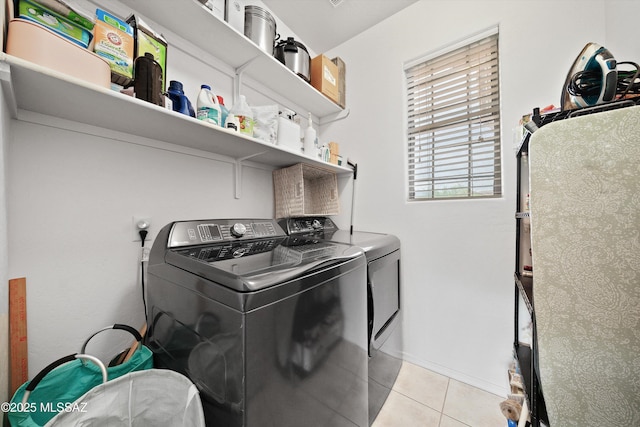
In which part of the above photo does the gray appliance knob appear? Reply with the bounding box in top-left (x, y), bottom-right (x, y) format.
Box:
top-left (230, 223), bottom-right (247, 237)
top-left (312, 219), bottom-right (322, 229)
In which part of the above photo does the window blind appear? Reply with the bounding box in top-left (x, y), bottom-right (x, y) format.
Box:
top-left (406, 32), bottom-right (501, 200)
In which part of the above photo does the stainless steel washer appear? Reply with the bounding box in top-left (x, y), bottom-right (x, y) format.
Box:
top-left (279, 217), bottom-right (403, 425)
top-left (145, 219), bottom-right (368, 426)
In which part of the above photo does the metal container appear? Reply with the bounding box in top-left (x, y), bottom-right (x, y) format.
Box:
top-left (274, 37), bottom-right (311, 82)
top-left (244, 5), bottom-right (277, 55)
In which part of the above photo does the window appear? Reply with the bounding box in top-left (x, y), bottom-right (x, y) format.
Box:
top-left (405, 29), bottom-right (501, 200)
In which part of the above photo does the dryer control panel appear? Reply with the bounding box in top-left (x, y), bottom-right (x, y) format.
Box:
top-left (279, 217), bottom-right (338, 235)
top-left (167, 219), bottom-right (284, 248)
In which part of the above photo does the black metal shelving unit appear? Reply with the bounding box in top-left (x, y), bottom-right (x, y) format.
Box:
top-left (514, 131), bottom-right (549, 427)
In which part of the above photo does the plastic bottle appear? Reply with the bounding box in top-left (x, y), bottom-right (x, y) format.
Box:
top-left (226, 113), bottom-right (240, 132)
top-left (166, 80), bottom-right (195, 117)
top-left (133, 52), bottom-right (163, 106)
top-left (303, 112), bottom-right (317, 157)
top-left (218, 96), bottom-right (229, 128)
top-left (196, 85), bottom-right (222, 126)
top-left (321, 145), bottom-right (330, 162)
top-left (229, 95), bottom-right (254, 136)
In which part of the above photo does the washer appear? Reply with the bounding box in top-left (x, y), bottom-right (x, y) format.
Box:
top-left (279, 217), bottom-right (403, 425)
top-left (145, 219), bottom-right (368, 427)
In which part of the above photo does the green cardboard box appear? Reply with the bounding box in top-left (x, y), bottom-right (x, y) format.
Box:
top-left (127, 15), bottom-right (168, 93)
top-left (18, 0), bottom-right (92, 48)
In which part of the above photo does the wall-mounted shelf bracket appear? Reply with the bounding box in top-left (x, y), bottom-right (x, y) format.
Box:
top-left (319, 108), bottom-right (350, 126)
top-left (0, 59), bottom-right (18, 118)
top-left (233, 151), bottom-right (266, 199)
top-left (233, 56), bottom-right (259, 104)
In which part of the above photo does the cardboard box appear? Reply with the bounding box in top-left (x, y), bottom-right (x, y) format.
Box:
top-left (328, 141), bottom-right (339, 165)
top-left (331, 57), bottom-right (346, 108)
top-left (311, 55), bottom-right (339, 104)
top-left (26, 0), bottom-right (95, 30)
top-left (93, 8), bottom-right (134, 86)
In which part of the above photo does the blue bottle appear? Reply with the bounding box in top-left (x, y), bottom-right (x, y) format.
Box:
top-left (166, 80), bottom-right (195, 117)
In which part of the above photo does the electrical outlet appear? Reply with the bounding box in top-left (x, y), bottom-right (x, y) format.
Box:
top-left (132, 216), bottom-right (152, 242)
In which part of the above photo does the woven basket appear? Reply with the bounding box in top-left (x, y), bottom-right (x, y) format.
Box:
top-left (273, 163), bottom-right (340, 218)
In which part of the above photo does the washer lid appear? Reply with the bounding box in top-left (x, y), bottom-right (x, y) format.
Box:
top-left (279, 217), bottom-right (400, 260)
top-left (165, 235), bottom-right (363, 291)
top-left (326, 230), bottom-right (400, 259)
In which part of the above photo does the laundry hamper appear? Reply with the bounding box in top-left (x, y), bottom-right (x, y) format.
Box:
top-left (45, 369), bottom-right (205, 426)
top-left (8, 324), bottom-right (153, 427)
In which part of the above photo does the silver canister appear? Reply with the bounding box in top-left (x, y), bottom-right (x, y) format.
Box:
top-left (244, 5), bottom-right (277, 55)
top-left (274, 37), bottom-right (311, 82)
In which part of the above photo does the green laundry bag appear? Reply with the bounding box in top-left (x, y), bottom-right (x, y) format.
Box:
top-left (8, 324), bottom-right (153, 427)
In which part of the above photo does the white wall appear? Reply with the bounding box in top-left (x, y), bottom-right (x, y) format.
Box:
top-left (7, 117), bottom-right (275, 370)
top-left (605, 0), bottom-right (640, 61)
top-left (318, 0), bottom-right (639, 395)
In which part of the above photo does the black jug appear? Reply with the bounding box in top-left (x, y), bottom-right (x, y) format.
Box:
top-left (134, 52), bottom-right (164, 106)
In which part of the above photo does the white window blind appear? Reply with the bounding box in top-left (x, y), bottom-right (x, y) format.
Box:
top-left (406, 31), bottom-right (501, 200)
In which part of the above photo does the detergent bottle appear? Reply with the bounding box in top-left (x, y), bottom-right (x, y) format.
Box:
top-left (166, 80), bottom-right (195, 117)
top-left (217, 96), bottom-right (230, 128)
top-left (196, 85), bottom-right (222, 126)
top-left (229, 95), bottom-right (254, 136)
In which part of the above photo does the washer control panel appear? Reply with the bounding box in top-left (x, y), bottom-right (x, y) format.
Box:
top-left (280, 217), bottom-right (338, 235)
top-left (230, 223), bottom-right (247, 237)
top-left (167, 219), bottom-right (283, 248)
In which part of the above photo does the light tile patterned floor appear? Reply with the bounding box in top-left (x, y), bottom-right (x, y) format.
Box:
top-left (372, 362), bottom-right (506, 427)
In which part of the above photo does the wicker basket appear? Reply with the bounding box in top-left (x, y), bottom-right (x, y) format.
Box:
top-left (273, 163), bottom-right (340, 218)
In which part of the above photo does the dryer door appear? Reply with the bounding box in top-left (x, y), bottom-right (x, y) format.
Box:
top-left (369, 249), bottom-right (400, 349)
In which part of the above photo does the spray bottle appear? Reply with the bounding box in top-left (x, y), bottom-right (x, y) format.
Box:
top-left (303, 112), bottom-right (318, 157)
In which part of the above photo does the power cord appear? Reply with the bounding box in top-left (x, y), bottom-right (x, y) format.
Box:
top-left (347, 159), bottom-right (357, 235)
top-left (138, 226), bottom-right (149, 320)
top-left (568, 61), bottom-right (640, 100)
top-left (616, 62), bottom-right (640, 98)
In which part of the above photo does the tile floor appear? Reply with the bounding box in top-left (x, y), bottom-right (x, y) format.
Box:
top-left (372, 362), bottom-right (506, 427)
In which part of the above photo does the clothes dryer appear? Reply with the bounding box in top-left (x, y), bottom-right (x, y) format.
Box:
top-left (279, 217), bottom-right (403, 425)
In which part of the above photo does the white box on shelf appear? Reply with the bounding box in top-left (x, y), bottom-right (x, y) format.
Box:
top-left (226, 0), bottom-right (245, 33)
top-left (276, 116), bottom-right (301, 152)
top-left (200, 0), bottom-right (225, 20)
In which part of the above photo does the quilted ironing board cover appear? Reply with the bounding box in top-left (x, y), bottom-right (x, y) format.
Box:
top-left (529, 105), bottom-right (640, 426)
